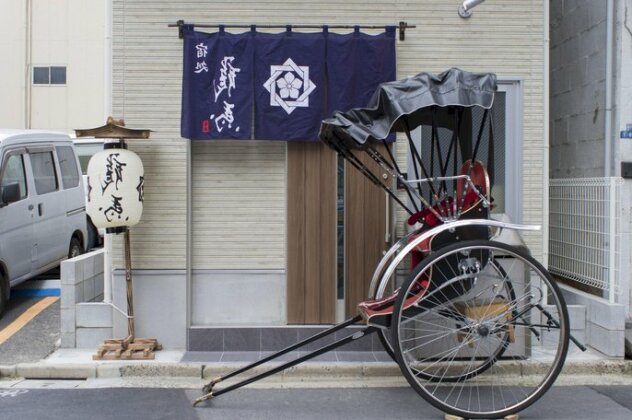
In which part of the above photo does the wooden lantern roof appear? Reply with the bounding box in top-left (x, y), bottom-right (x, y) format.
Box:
top-left (75, 117), bottom-right (151, 139)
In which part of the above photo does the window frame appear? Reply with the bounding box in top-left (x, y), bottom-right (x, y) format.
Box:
top-left (0, 151), bottom-right (29, 204)
top-left (56, 145), bottom-right (80, 189)
top-left (29, 148), bottom-right (59, 195)
top-left (496, 79), bottom-right (523, 223)
top-left (32, 65), bottom-right (67, 86)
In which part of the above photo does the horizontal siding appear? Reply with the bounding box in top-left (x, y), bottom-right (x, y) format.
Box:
top-left (191, 141), bottom-right (285, 270)
top-left (113, 0), bottom-right (546, 269)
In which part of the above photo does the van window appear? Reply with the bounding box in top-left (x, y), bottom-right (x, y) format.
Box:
top-left (30, 151), bottom-right (58, 194)
top-left (0, 154), bottom-right (28, 201)
top-left (74, 142), bottom-right (104, 175)
top-left (57, 146), bottom-right (80, 189)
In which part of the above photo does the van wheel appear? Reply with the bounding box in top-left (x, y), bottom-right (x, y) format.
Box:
top-left (0, 272), bottom-right (7, 317)
top-left (87, 219), bottom-right (99, 250)
top-left (68, 237), bottom-right (83, 259)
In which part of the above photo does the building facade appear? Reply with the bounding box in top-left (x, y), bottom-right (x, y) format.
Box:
top-left (0, 0), bottom-right (108, 131)
top-left (549, 0), bottom-right (630, 357)
top-left (106, 0), bottom-right (550, 350)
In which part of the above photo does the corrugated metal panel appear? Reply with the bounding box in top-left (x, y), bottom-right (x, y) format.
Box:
top-left (112, 0), bottom-right (546, 268)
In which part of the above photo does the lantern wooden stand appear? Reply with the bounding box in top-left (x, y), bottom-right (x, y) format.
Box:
top-left (92, 227), bottom-right (162, 360)
top-left (75, 118), bottom-right (161, 360)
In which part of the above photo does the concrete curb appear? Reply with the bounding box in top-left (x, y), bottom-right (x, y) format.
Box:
top-left (15, 363), bottom-right (97, 379)
top-left (1, 359), bottom-right (631, 382)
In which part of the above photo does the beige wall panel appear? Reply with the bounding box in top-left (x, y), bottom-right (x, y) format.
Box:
top-left (28, 0), bottom-right (106, 130)
top-left (112, 0), bottom-right (546, 269)
top-left (111, 136), bottom-right (189, 269)
top-left (0, 1), bottom-right (27, 127)
top-left (0, 0), bottom-right (105, 129)
top-left (191, 141), bottom-right (286, 270)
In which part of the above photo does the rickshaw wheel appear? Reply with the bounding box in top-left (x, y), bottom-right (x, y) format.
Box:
top-left (374, 254), bottom-right (516, 375)
top-left (391, 240), bottom-right (570, 419)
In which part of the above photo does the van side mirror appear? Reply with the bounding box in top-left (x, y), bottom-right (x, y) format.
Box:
top-left (0, 183), bottom-right (21, 206)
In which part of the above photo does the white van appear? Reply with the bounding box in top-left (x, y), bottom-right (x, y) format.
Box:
top-left (0, 130), bottom-right (87, 315)
top-left (73, 138), bottom-right (105, 249)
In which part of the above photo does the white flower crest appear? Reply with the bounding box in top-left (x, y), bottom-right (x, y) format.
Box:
top-left (276, 72), bottom-right (303, 99)
top-left (263, 58), bottom-right (316, 114)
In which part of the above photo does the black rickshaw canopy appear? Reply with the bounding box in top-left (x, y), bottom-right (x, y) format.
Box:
top-left (319, 68), bottom-right (497, 150)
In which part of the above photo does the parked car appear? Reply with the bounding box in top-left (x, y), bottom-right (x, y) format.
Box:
top-left (73, 138), bottom-right (105, 249)
top-left (0, 130), bottom-right (87, 316)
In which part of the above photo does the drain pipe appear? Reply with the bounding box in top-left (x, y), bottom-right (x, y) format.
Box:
top-left (543, 0), bottom-right (550, 269)
top-left (103, 0), bottom-right (113, 303)
top-left (24, 0), bottom-right (32, 128)
top-left (605, 0), bottom-right (614, 177)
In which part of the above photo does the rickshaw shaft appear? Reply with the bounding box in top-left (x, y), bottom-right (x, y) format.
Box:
top-left (203, 320), bottom-right (377, 400)
top-left (206, 315), bottom-right (363, 389)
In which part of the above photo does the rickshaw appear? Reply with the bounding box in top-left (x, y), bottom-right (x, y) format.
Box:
top-left (195, 68), bottom-right (582, 419)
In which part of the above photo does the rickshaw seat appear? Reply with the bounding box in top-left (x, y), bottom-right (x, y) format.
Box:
top-left (406, 160), bottom-right (490, 265)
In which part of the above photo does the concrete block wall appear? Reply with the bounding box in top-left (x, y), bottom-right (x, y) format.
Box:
top-left (550, 0), bottom-right (607, 178)
top-left (60, 249), bottom-right (112, 348)
top-left (541, 304), bottom-right (586, 355)
top-left (560, 283), bottom-right (625, 357)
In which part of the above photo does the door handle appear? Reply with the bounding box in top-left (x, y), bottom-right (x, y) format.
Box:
top-left (38, 203), bottom-right (43, 216)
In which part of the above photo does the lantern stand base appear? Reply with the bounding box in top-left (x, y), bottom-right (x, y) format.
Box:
top-left (93, 336), bottom-right (162, 360)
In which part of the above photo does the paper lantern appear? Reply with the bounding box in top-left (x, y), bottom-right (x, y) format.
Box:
top-left (86, 147), bottom-right (144, 229)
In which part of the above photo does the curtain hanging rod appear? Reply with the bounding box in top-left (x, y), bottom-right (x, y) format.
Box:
top-left (168, 20), bottom-right (415, 41)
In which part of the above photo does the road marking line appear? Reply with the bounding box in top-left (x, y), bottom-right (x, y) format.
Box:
top-left (0, 297), bottom-right (59, 345)
top-left (0, 389), bottom-right (29, 397)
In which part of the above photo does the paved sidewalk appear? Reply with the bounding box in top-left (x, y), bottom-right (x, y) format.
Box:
top-left (1, 344), bottom-right (631, 390)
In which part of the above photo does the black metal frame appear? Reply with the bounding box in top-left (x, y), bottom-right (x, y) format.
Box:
top-left (170, 20), bottom-right (416, 41)
top-left (194, 316), bottom-right (377, 406)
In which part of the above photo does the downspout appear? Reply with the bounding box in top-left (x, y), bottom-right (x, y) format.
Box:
top-left (543, 0), bottom-right (550, 269)
top-left (605, 0), bottom-right (614, 177)
top-left (103, 0), bottom-right (113, 303)
top-left (24, 0), bottom-right (32, 128)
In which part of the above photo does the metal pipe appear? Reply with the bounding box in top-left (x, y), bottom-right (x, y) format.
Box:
top-left (24, 0), bottom-right (32, 128)
top-left (459, 0), bottom-right (487, 18)
top-left (102, 0), bottom-right (113, 304)
top-left (169, 22), bottom-right (414, 30)
top-left (169, 21), bottom-right (415, 40)
top-left (605, 0), bottom-right (614, 177)
top-left (543, 0), bottom-right (550, 270)
top-left (608, 178), bottom-right (616, 303)
top-left (186, 132), bottom-right (192, 335)
top-left (463, 0), bottom-right (487, 10)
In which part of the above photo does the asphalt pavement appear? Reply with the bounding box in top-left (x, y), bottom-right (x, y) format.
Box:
top-left (0, 386), bottom-right (631, 420)
top-left (0, 296), bottom-right (61, 365)
top-left (2, 275), bottom-right (632, 419)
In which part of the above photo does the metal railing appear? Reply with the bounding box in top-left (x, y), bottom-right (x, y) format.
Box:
top-left (549, 177), bottom-right (622, 303)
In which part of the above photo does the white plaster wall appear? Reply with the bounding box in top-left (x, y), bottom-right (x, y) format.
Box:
top-left (0, 0), bottom-right (106, 130)
top-left (112, 269), bottom-right (187, 349)
top-left (191, 271), bottom-right (286, 326)
top-left (0, 1), bottom-right (27, 127)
